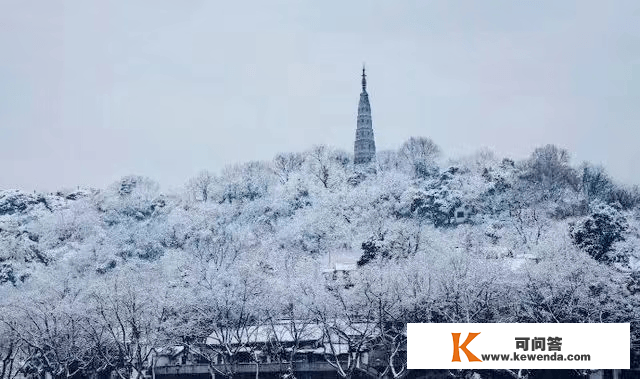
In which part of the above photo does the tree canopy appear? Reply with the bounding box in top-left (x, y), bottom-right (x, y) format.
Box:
top-left (1, 139), bottom-right (640, 379)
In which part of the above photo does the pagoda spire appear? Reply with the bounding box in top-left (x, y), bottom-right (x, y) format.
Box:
top-left (354, 65), bottom-right (376, 165)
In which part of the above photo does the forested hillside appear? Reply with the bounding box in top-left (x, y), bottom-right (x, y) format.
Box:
top-left (1, 138), bottom-right (640, 379)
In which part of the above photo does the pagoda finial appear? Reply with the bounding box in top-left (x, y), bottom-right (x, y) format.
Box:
top-left (361, 64), bottom-right (367, 91)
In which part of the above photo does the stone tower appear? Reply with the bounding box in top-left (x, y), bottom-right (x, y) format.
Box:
top-left (354, 65), bottom-right (376, 164)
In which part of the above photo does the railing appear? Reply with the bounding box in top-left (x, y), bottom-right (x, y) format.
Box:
top-left (155, 361), bottom-right (341, 375)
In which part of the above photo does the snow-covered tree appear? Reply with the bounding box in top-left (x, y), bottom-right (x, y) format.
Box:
top-left (569, 201), bottom-right (628, 264)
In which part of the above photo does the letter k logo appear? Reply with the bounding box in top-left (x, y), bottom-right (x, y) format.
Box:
top-left (451, 332), bottom-right (482, 362)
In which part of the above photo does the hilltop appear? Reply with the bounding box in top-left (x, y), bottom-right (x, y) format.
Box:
top-left (1, 138), bottom-right (639, 284)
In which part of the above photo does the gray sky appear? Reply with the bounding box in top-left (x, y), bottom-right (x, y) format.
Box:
top-left (1, 0), bottom-right (639, 192)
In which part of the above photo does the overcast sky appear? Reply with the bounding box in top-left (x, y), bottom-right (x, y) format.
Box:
top-left (1, 0), bottom-right (638, 192)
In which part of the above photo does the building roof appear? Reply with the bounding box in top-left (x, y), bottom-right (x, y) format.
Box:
top-left (206, 321), bottom-right (323, 346)
top-left (206, 320), bottom-right (380, 347)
